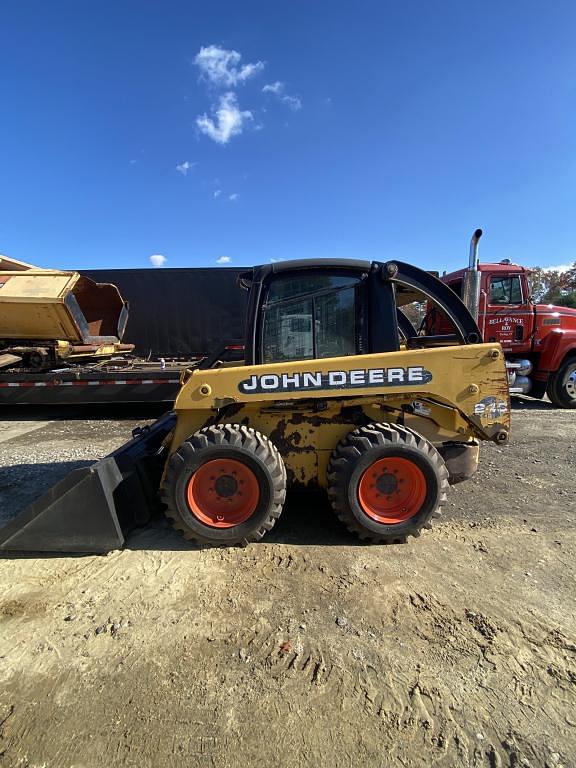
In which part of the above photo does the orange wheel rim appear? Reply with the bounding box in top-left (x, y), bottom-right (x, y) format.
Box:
top-left (186, 458), bottom-right (260, 528)
top-left (358, 457), bottom-right (427, 524)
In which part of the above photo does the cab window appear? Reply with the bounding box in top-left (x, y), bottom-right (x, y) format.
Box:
top-left (266, 274), bottom-right (359, 304)
top-left (262, 273), bottom-right (360, 362)
top-left (448, 279), bottom-right (463, 298)
top-left (489, 276), bottom-right (522, 305)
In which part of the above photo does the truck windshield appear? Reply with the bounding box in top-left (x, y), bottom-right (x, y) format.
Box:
top-left (489, 276), bottom-right (522, 305)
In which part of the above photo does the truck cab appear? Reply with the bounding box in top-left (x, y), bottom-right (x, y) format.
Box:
top-left (440, 260), bottom-right (576, 408)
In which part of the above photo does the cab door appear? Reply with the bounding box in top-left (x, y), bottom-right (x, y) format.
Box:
top-left (259, 271), bottom-right (364, 364)
top-left (483, 273), bottom-right (532, 353)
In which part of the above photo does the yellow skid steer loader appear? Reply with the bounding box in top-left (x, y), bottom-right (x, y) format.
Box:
top-left (0, 259), bottom-right (510, 552)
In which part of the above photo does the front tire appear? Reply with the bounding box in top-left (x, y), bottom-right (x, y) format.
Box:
top-left (327, 423), bottom-right (449, 543)
top-left (161, 424), bottom-right (286, 546)
top-left (547, 358), bottom-right (576, 409)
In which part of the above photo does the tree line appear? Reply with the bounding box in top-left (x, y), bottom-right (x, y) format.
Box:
top-left (529, 263), bottom-right (576, 308)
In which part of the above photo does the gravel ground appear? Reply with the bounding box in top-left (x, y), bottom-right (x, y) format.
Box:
top-left (0, 404), bottom-right (165, 525)
top-left (0, 398), bottom-right (575, 768)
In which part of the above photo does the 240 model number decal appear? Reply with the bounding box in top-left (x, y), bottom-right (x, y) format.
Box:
top-left (238, 366), bottom-right (433, 394)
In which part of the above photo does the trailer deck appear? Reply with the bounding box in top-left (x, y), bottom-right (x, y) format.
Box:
top-left (0, 361), bottom-right (193, 405)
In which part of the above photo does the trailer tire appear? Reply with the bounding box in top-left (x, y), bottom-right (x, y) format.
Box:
top-left (161, 424), bottom-right (286, 546)
top-left (327, 423), bottom-right (449, 544)
top-left (546, 358), bottom-right (576, 409)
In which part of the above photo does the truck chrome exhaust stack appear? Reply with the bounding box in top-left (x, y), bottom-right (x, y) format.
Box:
top-left (469, 228), bottom-right (483, 269)
top-left (462, 229), bottom-right (483, 324)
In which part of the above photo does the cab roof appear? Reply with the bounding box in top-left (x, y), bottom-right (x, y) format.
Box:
top-left (443, 262), bottom-right (530, 281)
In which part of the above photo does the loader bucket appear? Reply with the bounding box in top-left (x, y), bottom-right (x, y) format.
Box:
top-left (0, 412), bottom-right (176, 554)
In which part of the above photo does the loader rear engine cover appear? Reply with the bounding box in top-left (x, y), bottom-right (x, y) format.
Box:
top-left (0, 258), bottom-right (510, 553)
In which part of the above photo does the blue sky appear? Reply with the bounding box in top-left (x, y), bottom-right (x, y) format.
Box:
top-left (1, 1), bottom-right (575, 272)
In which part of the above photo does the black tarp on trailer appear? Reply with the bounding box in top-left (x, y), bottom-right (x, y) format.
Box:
top-left (83, 267), bottom-right (248, 359)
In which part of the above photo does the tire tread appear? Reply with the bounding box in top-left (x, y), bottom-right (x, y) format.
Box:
top-left (327, 422), bottom-right (449, 544)
top-left (161, 424), bottom-right (286, 547)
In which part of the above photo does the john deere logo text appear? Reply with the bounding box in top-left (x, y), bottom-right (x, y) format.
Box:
top-left (238, 366), bottom-right (432, 394)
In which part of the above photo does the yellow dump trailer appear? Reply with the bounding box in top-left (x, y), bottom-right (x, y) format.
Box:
top-left (0, 266), bottom-right (133, 370)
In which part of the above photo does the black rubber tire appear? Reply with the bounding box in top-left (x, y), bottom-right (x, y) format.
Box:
top-left (546, 358), bottom-right (576, 409)
top-left (326, 423), bottom-right (449, 544)
top-left (161, 424), bottom-right (286, 546)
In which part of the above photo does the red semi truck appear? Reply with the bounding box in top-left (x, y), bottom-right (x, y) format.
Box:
top-left (436, 230), bottom-right (576, 408)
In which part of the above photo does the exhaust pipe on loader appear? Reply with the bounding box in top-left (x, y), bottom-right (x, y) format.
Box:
top-left (462, 228), bottom-right (483, 324)
top-left (0, 413), bottom-right (175, 554)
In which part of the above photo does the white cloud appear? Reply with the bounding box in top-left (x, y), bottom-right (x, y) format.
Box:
top-left (176, 160), bottom-right (196, 176)
top-left (262, 81), bottom-right (302, 111)
top-left (213, 189), bottom-right (222, 198)
top-left (196, 92), bottom-right (253, 145)
top-left (229, 193), bottom-right (239, 201)
top-left (542, 263), bottom-right (572, 273)
top-left (262, 81), bottom-right (283, 95)
top-left (149, 254), bottom-right (167, 267)
top-left (195, 45), bottom-right (264, 88)
top-left (282, 94), bottom-right (302, 111)
top-left (216, 256), bottom-right (231, 264)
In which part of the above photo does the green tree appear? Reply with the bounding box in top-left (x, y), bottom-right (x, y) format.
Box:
top-left (564, 263), bottom-right (576, 292)
top-left (528, 262), bottom-right (576, 304)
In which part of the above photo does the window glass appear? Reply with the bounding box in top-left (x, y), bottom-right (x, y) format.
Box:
top-left (266, 274), bottom-right (360, 304)
top-left (263, 298), bottom-right (314, 362)
top-left (489, 276), bottom-right (522, 305)
top-left (315, 288), bottom-right (356, 358)
top-left (262, 283), bottom-right (358, 362)
top-left (449, 280), bottom-right (463, 298)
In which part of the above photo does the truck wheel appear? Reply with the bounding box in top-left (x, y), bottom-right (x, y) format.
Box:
top-left (327, 423), bottom-right (449, 544)
top-left (546, 358), bottom-right (576, 409)
top-left (161, 424), bottom-right (286, 546)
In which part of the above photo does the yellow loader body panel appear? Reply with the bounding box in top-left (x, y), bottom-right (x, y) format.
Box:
top-left (170, 343), bottom-right (510, 487)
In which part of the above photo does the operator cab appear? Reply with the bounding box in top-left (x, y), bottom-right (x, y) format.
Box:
top-left (239, 260), bottom-right (482, 366)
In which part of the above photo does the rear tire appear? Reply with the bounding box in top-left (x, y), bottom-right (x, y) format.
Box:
top-left (546, 358), bottom-right (576, 409)
top-left (327, 423), bottom-right (449, 543)
top-left (161, 424), bottom-right (286, 546)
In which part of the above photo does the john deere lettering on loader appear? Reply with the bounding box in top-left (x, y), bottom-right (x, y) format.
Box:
top-left (0, 258), bottom-right (510, 553)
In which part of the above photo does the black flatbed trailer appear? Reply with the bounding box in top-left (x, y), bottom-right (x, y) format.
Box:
top-left (0, 265), bottom-right (247, 405)
top-left (0, 361), bottom-right (193, 405)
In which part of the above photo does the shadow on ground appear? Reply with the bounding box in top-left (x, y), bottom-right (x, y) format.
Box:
top-left (125, 490), bottom-right (358, 551)
top-left (0, 403), bottom-right (169, 423)
top-left (0, 478), bottom-right (360, 559)
top-left (0, 460), bottom-right (94, 525)
top-left (511, 395), bottom-right (556, 411)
